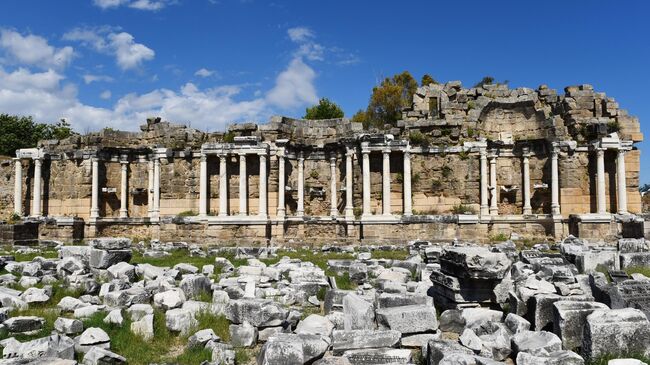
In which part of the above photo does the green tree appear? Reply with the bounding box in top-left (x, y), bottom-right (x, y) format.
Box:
top-left (473, 76), bottom-right (495, 88)
top-left (365, 71), bottom-right (418, 129)
top-left (421, 74), bottom-right (438, 86)
top-left (0, 114), bottom-right (75, 156)
top-left (350, 109), bottom-right (369, 128)
top-left (303, 98), bottom-right (344, 120)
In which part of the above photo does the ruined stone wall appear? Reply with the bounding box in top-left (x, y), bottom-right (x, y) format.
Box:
top-left (0, 157), bottom-right (14, 218)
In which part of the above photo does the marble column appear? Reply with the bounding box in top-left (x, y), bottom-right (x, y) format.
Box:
top-left (32, 158), bottom-right (42, 217)
top-left (344, 148), bottom-right (354, 220)
top-left (90, 157), bottom-right (99, 219)
top-left (382, 148), bottom-right (391, 216)
top-left (152, 157), bottom-right (160, 218)
top-left (13, 158), bottom-right (22, 216)
top-left (296, 152), bottom-right (305, 217)
top-left (330, 153), bottom-right (337, 217)
top-left (147, 160), bottom-right (154, 217)
top-left (276, 151), bottom-right (286, 219)
top-left (550, 147), bottom-right (561, 215)
top-left (403, 148), bottom-right (412, 216)
top-left (489, 153), bottom-right (498, 215)
top-left (199, 155), bottom-right (208, 217)
top-left (617, 149), bottom-right (628, 214)
top-left (258, 152), bottom-right (267, 218)
top-left (219, 154), bottom-right (228, 217)
top-left (522, 149), bottom-right (532, 215)
top-left (479, 148), bottom-right (489, 216)
top-left (239, 153), bottom-right (247, 216)
top-left (596, 148), bottom-right (606, 214)
top-left (362, 145), bottom-right (371, 217)
top-left (119, 160), bottom-right (129, 218)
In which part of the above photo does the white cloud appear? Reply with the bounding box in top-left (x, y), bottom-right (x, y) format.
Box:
top-left (194, 68), bottom-right (215, 78)
top-left (83, 74), bottom-right (114, 84)
top-left (266, 58), bottom-right (317, 109)
top-left (93, 0), bottom-right (172, 11)
top-left (63, 27), bottom-right (154, 70)
top-left (287, 27), bottom-right (314, 43)
top-left (100, 90), bottom-right (112, 99)
top-left (0, 29), bottom-right (74, 70)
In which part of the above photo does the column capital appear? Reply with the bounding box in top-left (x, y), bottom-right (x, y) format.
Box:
top-left (521, 146), bottom-right (531, 157)
top-left (329, 154), bottom-right (336, 163)
top-left (200, 154), bottom-right (207, 162)
top-left (298, 151), bottom-right (305, 161)
top-left (120, 159), bottom-right (129, 165)
top-left (257, 151), bottom-right (267, 157)
top-left (382, 147), bottom-right (391, 155)
top-left (12, 157), bottom-right (21, 162)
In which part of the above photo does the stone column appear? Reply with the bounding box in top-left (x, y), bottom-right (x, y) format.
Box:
top-left (258, 152), bottom-right (267, 218)
top-left (276, 151), bottom-right (286, 219)
top-left (403, 148), bottom-right (412, 216)
top-left (617, 149), bottom-right (628, 214)
top-left (239, 153), bottom-right (247, 216)
top-left (153, 157), bottom-right (160, 218)
top-left (522, 148), bottom-right (532, 215)
top-left (362, 144), bottom-right (371, 217)
top-left (489, 153), bottom-right (498, 215)
top-left (330, 153), bottom-right (337, 217)
top-left (296, 152), bottom-right (305, 217)
top-left (199, 155), bottom-right (208, 217)
top-left (382, 148), bottom-right (391, 216)
top-left (550, 147), bottom-right (561, 215)
top-left (13, 158), bottom-right (22, 216)
top-left (479, 148), bottom-right (489, 216)
top-left (90, 157), bottom-right (99, 219)
top-left (596, 148), bottom-right (606, 214)
top-left (219, 154), bottom-right (228, 217)
top-left (344, 148), bottom-right (354, 220)
top-left (119, 160), bottom-right (129, 218)
top-left (147, 160), bottom-right (154, 217)
top-left (32, 158), bottom-right (42, 217)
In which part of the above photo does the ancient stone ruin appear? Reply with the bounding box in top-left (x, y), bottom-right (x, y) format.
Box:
top-left (0, 82), bottom-right (644, 245)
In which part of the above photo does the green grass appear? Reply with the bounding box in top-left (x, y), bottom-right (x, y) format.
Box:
top-left (192, 311), bottom-right (231, 341)
top-left (370, 250), bottom-right (409, 260)
top-left (625, 266), bottom-right (650, 278)
top-left (131, 250), bottom-right (219, 269)
top-left (176, 345), bottom-right (212, 364)
top-left (1, 250), bottom-right (59, 261)
top-left (586, 353), bottom-right (650, 365)
top-left (235, 348), bottom-right (253, 364)
top-left (489, 233), bottom-right (509, 243)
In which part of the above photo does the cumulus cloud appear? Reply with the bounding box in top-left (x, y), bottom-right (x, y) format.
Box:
top-left (83, 74), bottom-right (114, 84)
top-left (93, 0), bottom-right (172, 11)
top-left (194, 68), bottom-right (215, 78)
top-left (0, 29), bottom-right (74, 70)
top-left (287, 27), bottom-right (313, 42)
top-left (63, 27), bottom-right (154, 70)
top-left (266, 58), bottom-right (317, 109)
top-left (100, 90), bottom-right (112, 99)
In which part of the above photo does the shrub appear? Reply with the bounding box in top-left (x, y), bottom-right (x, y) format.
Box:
top-left (451, 204), bottom-right (477, 215)
top-left (309, 170), bottom-right (319, 179)
top-left (409, 131), bottom-right (431, 146)
top-left (489, 233), bottom-right (509, 242)
top-left (442, 165), bottom-right (452, 178)
top-left (176, 210), bottom-right (198, 217)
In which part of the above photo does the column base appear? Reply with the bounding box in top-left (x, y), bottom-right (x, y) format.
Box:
top-left (119, 210), bottom-right (128, 218)
top-left (523, 207), bottom-right (532, 215)
top-left (489, 208), bottom-right (498, 216)
top-left (480, 206), bottom-right (489, 216)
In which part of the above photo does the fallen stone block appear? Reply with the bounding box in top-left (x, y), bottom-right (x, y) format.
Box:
top-left (375, 304), bottom-right (438, 334)
top-left (583, 308), bottom-right (650, 360)
top-left (332, 329), bottom-right (400, 354)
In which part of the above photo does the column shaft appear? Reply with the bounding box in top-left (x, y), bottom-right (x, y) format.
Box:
top-left (522, 152), bottom-right (532, 215)
top-left (277, 153), bottom-right (286, 218)
top-left (297, 152), bottom-right (305, 217)
top-left (119, 161), bottom-right (128, 218)
top-left (147, 160), bottom-right (154, 217)
top-left (551, 148), bottom-right (561, 215)
top-left (362, 148), bottom-right (371, 217)
top-left (199, 155), bottom-right (208, 217)
top-left (90, 157), bottom-right (99, 218)
top-left (219, 154), bottom-right (228, 216)
top-left (480, 149), bottom-right (489, 216)
top-left (259, 153), bottom-right (267, 217)
top-left (489, 154), bottom-right (498, 215)
top-left (153, 158), bottom-right (160, 218)
top-left (403, 149), bottom-right (412, 216)
top-left (382, 149), bottom-right (391, 216)
top-left (596, 149), bottom-right (606, 214)
top-left (344, 149), bottom-right (354, 219)
top-left (617, 150), bottom-right (628, 214)
top-left (14, 158), bottom-right (22, 216)
top-left (32, 158), bottom-right (42, 217)
top-left (239, 154), bottom-right (247, 216)
top-left (330, 154), bottom-right (337, 217)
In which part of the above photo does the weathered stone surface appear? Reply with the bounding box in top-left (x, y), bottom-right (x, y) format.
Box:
top-left (76, 327), bottom-right (110, 353)
top-left (54, 317), bottom-right (83, 335)
top-left (504, 313), bottom-right (530, 334)
top-left (82, 346), bottom-right (127, 365)
top-left (229, 321), bottom-right (257, 348)
top-left (89, 237), bottom-right (132, 250)
top-left (375, 305), bottom-right (438, 334)
top-left (427, 339), bottom-right (474, 364)
top-left (2, 333), bottom-right (75, 360)
top-left (188, 328), bottom-right (220, 348)
top-left (552, 300), bottom-right (609, 350)
top-left (258, 333), bottom-right (329, 365)
top-left (342, 348), bottom-right (411, 365)
top-left (511, 330), bottom-right (562, 356)
top-left (583, 308), bottom-right (650, 360)
top-left (342, 293), bottom-right (375, 330)
top-left (332, 330), bottom-right (400, 354)
top-left (440, 247), bottom-right (511, 280)
top-left (4, 316), bottom-right (45, 333)
top-left (153, 289), bottom-right (186, 310)
top-left (89, 249), bottom-right (131, 269)
top-left (516, 350), bottom-right (584, 365)
top-left (165, 308), bottom-right (197, 335)
top-left (225, 299), bottom-right (288, 327)
top-left (295, 314), bottom-right (334, 337)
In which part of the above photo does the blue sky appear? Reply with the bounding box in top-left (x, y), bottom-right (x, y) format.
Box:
top-left (1, 1), bottom-right (649, 181)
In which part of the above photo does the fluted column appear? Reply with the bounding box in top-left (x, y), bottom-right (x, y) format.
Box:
top-left (119, 160), bottom-right (129, 218)
top-left (14, 158), bottom-right (22, 216)
top-left (199, 155), bottom-right (208, 217)
top-left (239, 153), bottom-right (247, 216)
top-left (258, 152), bottom-right (267, 218)
top-left (32, 158), bottom-right (42, 217)
top-left (403, 148), bottom-right (412, 216)
top-left (147, 160), bottom-right (154, 217)
top-left (330, 153), bottom-right (337, 217)
top-left (617, 149), bottom-right (628, 214)
top-left (296, 152), bottom-right (305, 217)
top-left (550, 147), bottom-right (561, 215)
top-left (479, 148), bottom-right (489, 216)
top-left (276, 151), bottom-right (286, 219)
top-left (361, 144), bottom-right (371, 217)
top-left (382, 148), bottom-right (391, 216)
top-left (489, 152), bottom-right (498, 215)
top-left (596, 148), bottom-right (606, 214)
top-left (219, 154), bottom-right (228, 216)
top-left (344, 148), bottom-right (354, 220)
top-left (152, 157), bottom-right (160, 219)
top-left (89, 157), bottom-right (99, 218)
top-left (522, 148), bottom-right (532, 215)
